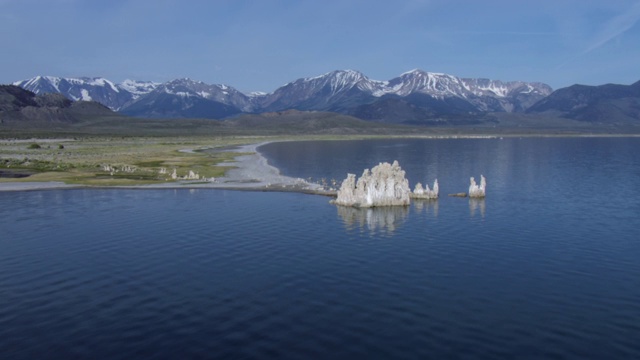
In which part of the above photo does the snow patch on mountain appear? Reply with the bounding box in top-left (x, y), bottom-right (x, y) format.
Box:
top-left (87, 78), bottom-right (119, 93)
top-left (80, 89), bottom-right (92, 101)
top-left (118, 79), bottom-right (160, 97)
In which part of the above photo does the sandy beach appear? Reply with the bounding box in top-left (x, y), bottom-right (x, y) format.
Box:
top-left (201, 143), bottom-right (326, 191)
top-left (0, 141), bottom-right (331, 194)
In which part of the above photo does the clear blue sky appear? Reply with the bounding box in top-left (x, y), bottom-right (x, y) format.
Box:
top-left (2, 0), bottom-right (639, 92)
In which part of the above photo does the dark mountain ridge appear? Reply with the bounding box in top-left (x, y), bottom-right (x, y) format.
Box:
top-left (0, 85), bottom-right (116, 124)
top-left (527, 80), bottom-right (640, 123)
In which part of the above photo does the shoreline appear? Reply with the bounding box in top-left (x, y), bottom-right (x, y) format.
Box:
top-left (0, 141), bottom-right (333, 194)
top-left (138, 142), bottom-right (332, 194)
top-left (2, 134), bottom-right (640, 193)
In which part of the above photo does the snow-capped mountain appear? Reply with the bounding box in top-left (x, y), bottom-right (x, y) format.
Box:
top-left (151, 78), bottom-right (255, 112)
top-left (119, 78), bottom-right (243, 119)
top-left (13, 70), bottom-right (553, 123)
top-left (385, 70), bottom-right (468, 97)
top-left (255, 69), bottom-right (552, 116)
top-left (13, 76), bottom-right (159, 111)
top-left (257, 70), bottom-right (383, 112)
top-left (385, 69), bottom-right (550, 100)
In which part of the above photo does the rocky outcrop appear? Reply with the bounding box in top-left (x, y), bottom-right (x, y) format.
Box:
top-left (469, 175), bottom-right (487, 198)
top-left (411, 179), bottom-right (439, 199)
top-left (169, 168), bottom-right (209, 181)
top-left (101, 164), bottom-right (137, 176)
top-left (333, 161), bottom-right (411, 207)
top-left (98, 164), bottom-right (215, 182)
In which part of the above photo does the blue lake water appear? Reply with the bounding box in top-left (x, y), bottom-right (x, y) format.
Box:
top-left (1, 137), bottom-right (640, 359)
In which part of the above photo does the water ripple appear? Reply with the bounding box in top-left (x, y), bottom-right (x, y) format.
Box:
top-left (1, 150), bottom-right (640, 360)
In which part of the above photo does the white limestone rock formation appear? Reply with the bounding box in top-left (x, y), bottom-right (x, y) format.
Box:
top-left (185, 170), bottom-right (200, 180)
top-left (121, 165), bottom-right (136, 173)
top-left (411, 179), bottom-right (439, 199)
top-left (102, 164), bottom-right (116, 176)
top-left (469, 175), bottom-right (487, 198)
top-left (166, 168), bottom-right (208, 181)
top-left (102, 164), bottom-right (137, 174)
top-left (335, 174), bottom-right (357, 204)
top-left (333, 161), bottom-right (411, 207)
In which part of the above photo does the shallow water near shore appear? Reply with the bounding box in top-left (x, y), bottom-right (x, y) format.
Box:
top-left (1, 137), bottom-right (640, 359)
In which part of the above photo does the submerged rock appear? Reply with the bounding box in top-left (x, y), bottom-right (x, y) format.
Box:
top-left (333, 161), bottom-right (411, 207)
top-left (411, 179), bottom-right (439, 199)
top-left (469, 175), bottom-right (487, 198)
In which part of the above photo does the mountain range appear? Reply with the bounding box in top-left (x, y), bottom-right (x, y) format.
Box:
top-left (14, 70), bottom-right (553, 124)
top-left (0, 85), bottom-right (412, 136)
top-left (11, 70), bottom-right (640, 126)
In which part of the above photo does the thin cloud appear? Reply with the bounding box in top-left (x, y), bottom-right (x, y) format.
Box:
top-left (558, 1), bottom-right (640, 69)
top-left (583, 1), bottom-right (640, 54)
top-left (453, 31), bottom-right (557, 36)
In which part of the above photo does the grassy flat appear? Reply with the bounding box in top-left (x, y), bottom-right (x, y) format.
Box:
top-left (0, 136), bottom-right (263, 186)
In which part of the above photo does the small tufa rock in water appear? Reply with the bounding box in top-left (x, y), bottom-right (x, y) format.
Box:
top-left (333, 161), bottom-right (411, 207)
top-left (411, 179), bottom-right (439, 200)
top-left (468, 175), bottom-right (487, 198)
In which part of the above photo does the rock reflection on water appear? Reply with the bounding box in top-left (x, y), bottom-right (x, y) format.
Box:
top-left (469, 198), bottom-right (486, 217)
top-left (413, 199), bottom-right (439, 217)
top-left (337, 206), bottom-right (409, 234)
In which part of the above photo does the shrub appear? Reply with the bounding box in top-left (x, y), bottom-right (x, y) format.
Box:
top-left (28, 143), bottom-right (41, 149)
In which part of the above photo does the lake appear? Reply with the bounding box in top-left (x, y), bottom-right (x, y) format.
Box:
top-left (1, 137), bottom-right (639, 359)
